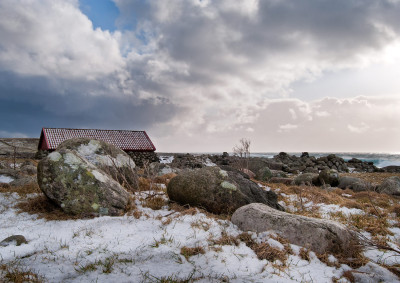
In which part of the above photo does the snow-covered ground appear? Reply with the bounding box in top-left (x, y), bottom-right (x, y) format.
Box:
top-left (1, 189), bottom-right (399, 282)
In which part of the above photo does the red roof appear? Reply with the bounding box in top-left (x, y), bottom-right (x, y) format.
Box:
top-left (38, 128), bottom-right (156, 152)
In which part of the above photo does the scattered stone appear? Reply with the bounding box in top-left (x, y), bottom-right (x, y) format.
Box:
top-left (20, 164), bottom-right (37, 175)
top-left (294, 173), bottom-right (319, 186)
top-left (167, 167), bottom-right (284, 214)
top-left (231, 203), bottom-right (358, 255)
top-left (319, 169), bottom-right (340, 187)
top-left (0, 235), bottom-right (27, 247)
top-left (268, 177), bottom-right (294, 185)
top-left (338, 176), bottom-right (370, 192)
top-left (382, 166), bottom-right (400, 173)
top-left (38, 148), bottom-right (131, 216)
top-left (377, 176), bottom-right (400, 196)
top-left (10, 176), bottom-right (37, 187)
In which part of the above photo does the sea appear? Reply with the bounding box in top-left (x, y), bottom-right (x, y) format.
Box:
top-left (250, 152), bottom-right (400, 168)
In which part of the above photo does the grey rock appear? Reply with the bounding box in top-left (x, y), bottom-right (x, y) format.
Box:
top-left (338, 176), bottom-right (370, 192)
top-left (294, 173), bottom-right (319, 186)
top-left (38, 148), bottom-right (130, 216)
top-left (167, 167), bottom-right (283, 214)
top-left (10, 176), bottom-right (36, 187)
top-left (377, 176), bottom-right (400, 196)
top-left (0, 235), bottom-right (27, 247)
top-left (231, 203), bottom-right (358, 255)
top-left (268, 177), bottom-right (294, 185)
top-left (319, 169), bottom-right (340, 186)
top-left (20, 164), bottom-right (37, 175)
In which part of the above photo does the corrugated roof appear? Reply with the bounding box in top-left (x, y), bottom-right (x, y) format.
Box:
top-left (40, 128), bottom-right (156, 151)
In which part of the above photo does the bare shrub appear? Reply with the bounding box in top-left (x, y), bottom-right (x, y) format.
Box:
top-left (232, 138), bottom-right (251, 170)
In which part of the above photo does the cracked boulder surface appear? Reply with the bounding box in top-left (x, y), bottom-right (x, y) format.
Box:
top-left (37, 147), bottom-right (131, 217)
top-left (167, 167), bottom-right (283, 214)
top-left (232, 203), bottom-right (358, 255)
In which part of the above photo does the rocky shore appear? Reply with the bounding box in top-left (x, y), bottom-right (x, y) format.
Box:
top-left (158, 151), bottom-right (399, 174)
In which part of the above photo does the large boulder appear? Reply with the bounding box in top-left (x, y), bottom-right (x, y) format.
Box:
top-left (338, 176), bottom-right (369, 192)
top-left (38, 149), bottom-right (131, 216)
top-left (377, 176), bottom-right (400, 196)
top-left (232, 203), bottom-right (358, 255)
top-left (57, 138), bottom-right (138, 191)
top-left (167, 167), bottom-right (283, 214)
top-left (319, 169), bottom-right (340, 186)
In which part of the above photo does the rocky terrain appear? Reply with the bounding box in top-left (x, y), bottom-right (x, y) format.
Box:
top-left (1, 142), bottom-right (400, 282)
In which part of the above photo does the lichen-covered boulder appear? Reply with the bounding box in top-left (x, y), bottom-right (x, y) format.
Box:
top-left (167, 167), bottom-right (283, 214)
top-left (38, 149), bottom-right (130, 216)
top-left (319, 169), bottom-right (340, 186)
top-left (57, 138), bottom-right (138, 191)
top-left (232, 203), bottom-right (358, 255)
top-left (294, 173), bottom-right (319, 186)
top-left (377, 176), bottom-right (400, 196)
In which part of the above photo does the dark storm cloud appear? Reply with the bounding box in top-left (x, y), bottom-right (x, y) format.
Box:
top-left (0, 71), bottom-right (183, 138)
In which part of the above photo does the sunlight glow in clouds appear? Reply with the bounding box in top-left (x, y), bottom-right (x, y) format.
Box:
top-left (0, 0), bottom-right (399, 152)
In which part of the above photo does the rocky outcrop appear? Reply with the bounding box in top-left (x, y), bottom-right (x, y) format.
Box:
top-left (382, 166), bottom-right (400, 173)
top-left (377, 176), bottom-right (400, 196)
top-left (231, 203), bottom-right (358, 255)
top-left (167, 167), bottom-right (283, 214)
top-left (38, 144), bottom-right (132, 216)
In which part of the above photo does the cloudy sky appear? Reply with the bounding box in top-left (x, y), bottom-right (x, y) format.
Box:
top-left (1, 0), bottom-right (400, 153)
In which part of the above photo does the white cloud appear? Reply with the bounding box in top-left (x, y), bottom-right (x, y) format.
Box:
top-left (347, 123), bottom-right (370, 133)
top-left (0, 0), bottom-right (125, 80)
top-left (278, 124), bottom-right (299, 132)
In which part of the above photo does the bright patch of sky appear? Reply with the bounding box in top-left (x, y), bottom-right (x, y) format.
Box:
top-left (79, 0), bottom-right (119, 32)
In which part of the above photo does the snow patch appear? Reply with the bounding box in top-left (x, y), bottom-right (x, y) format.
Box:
top-left (0, 175), bottom-right (14, 184)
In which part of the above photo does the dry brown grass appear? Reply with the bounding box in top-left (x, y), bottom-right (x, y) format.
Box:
top-left (142, 195), bottom-right (167, 210)
top-left (0, 263), bottom-right (44, 283)
top-left (299, 247), bottom-right (310, 261)
top-left (15, 194), bottom-right (90, 221)
top-left (341, 172), bottom-right (400, 186)
top-left (180, 246), bottom-right (205, 260)
top-left (390, 204), bottom-right (400, 217)
top-left (341, 270), bottom-right (355, 283)
top-left (154, 173), bottom-right (177, 185)
top-left (210, 231), bottom-right (240, 246)
top-left (253, 242), bottom-right (287, 263)
top-left (0, 182), bottom-right (41, 196)
top-left (168, 202), bottom-right (231, 220)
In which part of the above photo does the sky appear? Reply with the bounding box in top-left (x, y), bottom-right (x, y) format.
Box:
top-left (0, 0), bottom-right (400, 153)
